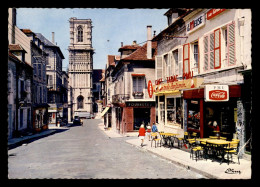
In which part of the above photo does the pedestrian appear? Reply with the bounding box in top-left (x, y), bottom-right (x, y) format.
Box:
top-left (138, 124), bottom-right (146, 147)
top-left (146, 125), bottom-right (151, 141)
top-left (152, 122), bottom-right (158, 133)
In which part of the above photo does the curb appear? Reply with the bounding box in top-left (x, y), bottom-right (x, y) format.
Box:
top-left (124, 140), bottom-right (215, 179)
top-left (8, 129), bottom-right (57, 150)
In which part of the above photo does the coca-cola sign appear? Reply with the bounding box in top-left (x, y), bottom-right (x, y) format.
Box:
top-left (205, 85), bottom-right (229, 102)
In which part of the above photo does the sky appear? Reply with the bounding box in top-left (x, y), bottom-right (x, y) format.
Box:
top-left (16, 8), bottom-right (168, 70)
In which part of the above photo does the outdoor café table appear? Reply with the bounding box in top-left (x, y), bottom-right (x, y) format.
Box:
top-left (206, 139), bottom-right (230, 164)
top-left (160, 133), bottom-right (179, 147)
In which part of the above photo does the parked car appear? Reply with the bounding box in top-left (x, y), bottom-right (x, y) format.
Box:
top-left (73, 116), bottom-right (81, 126)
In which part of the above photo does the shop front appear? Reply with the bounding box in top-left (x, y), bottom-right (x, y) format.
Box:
top-left (33, 103), bottom-right (49, 132)
top-left (183, 84), bottom-right (241, 140)
top-left (154, 77), bottom-right (204, 134)
top-left (122, 101), bottom-right (156, 133)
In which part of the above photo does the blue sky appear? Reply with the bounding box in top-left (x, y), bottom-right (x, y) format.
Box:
top-left (16, 8), bottom-right (168, 70)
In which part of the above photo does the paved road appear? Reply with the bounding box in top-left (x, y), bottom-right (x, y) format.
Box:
top-left (8, 119), bottom-right (205, 179)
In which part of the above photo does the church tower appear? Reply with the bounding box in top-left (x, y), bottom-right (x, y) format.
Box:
top-left (68, 17), bottom-right (94, 120)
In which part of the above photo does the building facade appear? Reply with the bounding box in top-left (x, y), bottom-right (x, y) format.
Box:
top-left (102, 26), bottom-right (157, 134)
top-left (8, 8), bottom-right (33, 138)
top-left (68, 17), bottom-right (94, 121)
top-left (21, 29), bottom-right (49, 132)
top-left (35, 33), bottom-right (65, 125)
top-left (153, 8), bottom-right (252, 157)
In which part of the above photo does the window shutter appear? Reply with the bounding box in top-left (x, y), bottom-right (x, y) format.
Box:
top-left (209, 33), bottom-right (214, 69)
top-left (178, 46), bottom-right (183, 76)
top-left (170, 53), bottom-right (175, 76)
top-left (138, 77), bottom-right (143, 92)
top-left (228, 21), bottom-right (236, 65)
top-left (214, 28), bottom-right (221, 69)
top-left (133, 77), bottom-right (137, 92)
top-left (203, 35), bottom-right (209, 71)
top-left (156, 56), bottom-right (163, 80)
top-left (183, 43), bottom-right (190, 74)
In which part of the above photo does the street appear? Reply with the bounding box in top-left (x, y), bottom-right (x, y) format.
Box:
top-left (8, 119), bottom-right (205, 179)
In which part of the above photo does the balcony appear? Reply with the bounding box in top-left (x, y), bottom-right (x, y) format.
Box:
top-left (132, 91), bottom-right (144, 99)
top-left (112, 94), bottom-right (130, 104)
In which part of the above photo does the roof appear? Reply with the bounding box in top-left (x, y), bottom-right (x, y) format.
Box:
top-left (121, 41), bottom-right (157, 61)
top-left (20, 29), bottom-right (35, 36)
top-left (107, 55), bottom-right (116, 66)
top-left (118, 45), bottom-right (141, 52)
top-left (35, 33), bottom-right (65, 59)
top-left (152, 9), bottom-right (193, 41)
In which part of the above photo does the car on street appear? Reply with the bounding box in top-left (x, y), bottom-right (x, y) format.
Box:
top-left (73, 116), bottom-right (82, 126)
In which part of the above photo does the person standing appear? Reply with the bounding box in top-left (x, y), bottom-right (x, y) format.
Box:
top-left (152, 122), bottom-right (158, 132)
top-left (146, 125), bottom-right (151, 141)
top-left (138, 124), bottom-right (146, 147)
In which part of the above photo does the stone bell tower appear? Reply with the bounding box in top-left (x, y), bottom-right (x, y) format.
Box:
top-left (68, 17), bottom-right (94, 120)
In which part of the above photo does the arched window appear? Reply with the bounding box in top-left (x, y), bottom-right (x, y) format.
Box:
top-left (77, 25), bottom-right (83, 42)
top-left (77, 95), bottom-right (84, 109)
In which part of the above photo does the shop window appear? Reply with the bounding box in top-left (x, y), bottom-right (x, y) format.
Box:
top-left (159, 96), bottom-right (165, 124)
top-left (166, 97), bottom-right (182, 127)
top-left (187, 99), bottom-right (200, 131)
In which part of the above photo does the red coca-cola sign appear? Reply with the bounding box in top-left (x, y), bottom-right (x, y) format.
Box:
top-left (147, 80), bottom-right (153, 98)
top-left (209, 90), bottom-right (228, 100)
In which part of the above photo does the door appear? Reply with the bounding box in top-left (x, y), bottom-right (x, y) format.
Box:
top-left (133, 108), bottom-right (150, 130)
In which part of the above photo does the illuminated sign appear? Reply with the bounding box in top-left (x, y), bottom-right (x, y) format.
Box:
top-left (204, 85), bottom-right (229, 102)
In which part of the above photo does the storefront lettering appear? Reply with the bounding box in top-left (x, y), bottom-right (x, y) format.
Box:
top-left (207, 9), bottom-right (226, 20)
top-left (183, 71), bottom-right (193, 80)
top-left (126, 102), bottom-right (155, 107)
top-left (166, 75), bottom-right (178, 83)
top-left (209, 90), bottom-right (228, 100)
top-left (205, 85), bottom-right (229, 102)
top-left (147, 80), bottom-right (153, 98)
top-left (186, 14), bottom-right (205, 34)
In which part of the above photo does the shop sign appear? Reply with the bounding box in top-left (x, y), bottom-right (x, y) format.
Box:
top-left (204, 85), bottom-right (229, 102)
top-left (154, 77), bottom-right (203, 93)
top-left (147, 80), bottom-right (153, 98)
top-left (186, 13), bottom-right (205, 34)
top-left (126, 102), bottom-right (155, 107)
top-left (206, 9), bottom-right (226, 20)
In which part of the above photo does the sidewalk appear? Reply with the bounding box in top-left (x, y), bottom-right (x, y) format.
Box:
top-left (8, 125), bottom-right (70, 150)
top-left (98, 123), bottom-right (252, 179)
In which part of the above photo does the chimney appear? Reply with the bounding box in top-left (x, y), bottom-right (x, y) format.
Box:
top-left (132, 40), bottom-right (137, 45)
top-left (121, 42), bottom-right (123, 47)
top-left (147, 25), bottom-right (152, 59)
top-left (52, 32), bottom-right (55, 44)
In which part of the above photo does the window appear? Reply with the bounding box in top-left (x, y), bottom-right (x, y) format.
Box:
top-left (77, 25), bottom-right (83, 42)
top-left (172, 50), bottom-right (179, 76)
top-left (77, 95), bottom-right (84, 109)
top-left (203, 28), bottom-right (221, 70)
top-left (193, 42), bottom-right (199, 68)
top-left (166, 97), bottom-right (182, 127)
top-left (132, 76), bottom-right (144, 93)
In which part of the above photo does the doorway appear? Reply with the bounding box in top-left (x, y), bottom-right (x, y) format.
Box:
top-left (133, 108), bottom-right (150, 130)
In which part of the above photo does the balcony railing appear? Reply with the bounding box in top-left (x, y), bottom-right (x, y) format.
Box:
top-left (112, 94), bottom-right (130, 104)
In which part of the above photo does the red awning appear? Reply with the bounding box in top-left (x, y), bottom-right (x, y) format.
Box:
top-left (131, 73), bottom-right (145, 77)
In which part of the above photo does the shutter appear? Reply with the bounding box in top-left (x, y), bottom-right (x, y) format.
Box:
top-left (178, 46), bottom-right (183, 76)
top-left (170, 53), bottom-right (174, 76)
top-left (214, 28), bottom-right (221, 69)
top-left (26, 80), bottom-right (31, 102)
top-left (203, 35), bottom-right (209, 71)
top-left (228, 21), bottom-right (236, 65)
top-left (209, 33), bottom-right (214, 69)
top-left (133, 77), bottom-right (137, 92)
top-left (138, 77), bottom-right (143, 92)
top-left (156, 56), bottom-right (163, 80)
top-left (183, 43), bottom-right (190, 74)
